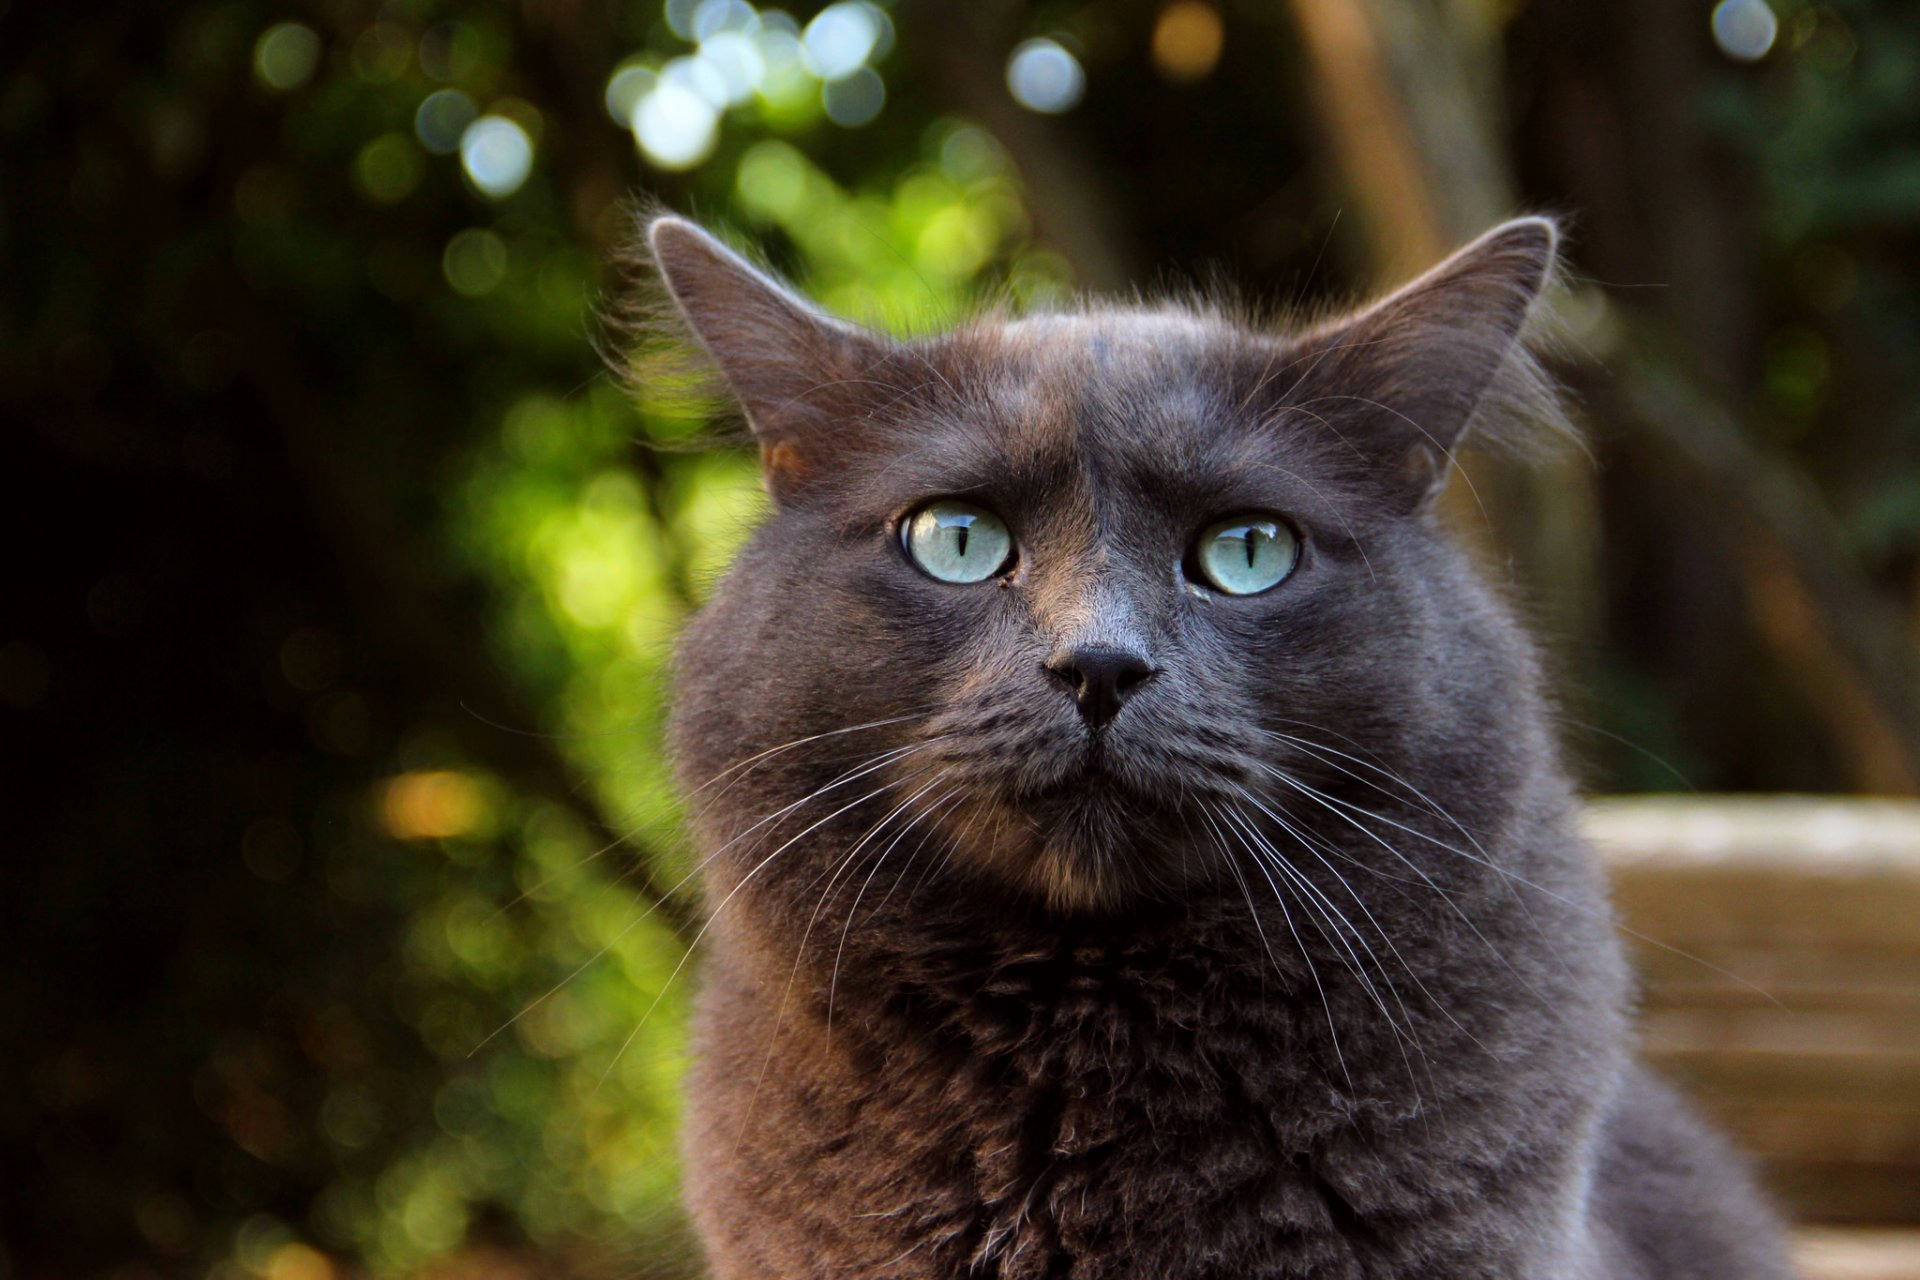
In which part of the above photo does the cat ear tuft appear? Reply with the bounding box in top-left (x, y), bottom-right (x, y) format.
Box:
top-left (1285, 216), bottom-right (1562, 513)
top-left (647, 215), bottom-right (889, 503)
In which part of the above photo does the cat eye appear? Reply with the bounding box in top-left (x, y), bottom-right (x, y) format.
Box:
top-left (1192, 515), bottom-right (1300, 596)
top-left (902, 500), bottom-right (1015, 584)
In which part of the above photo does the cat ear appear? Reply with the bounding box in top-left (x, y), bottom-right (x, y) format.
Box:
top-left (1284, 217), bottom-right (1558, 513)
top-left (648, 216), bottom-right (890, 503)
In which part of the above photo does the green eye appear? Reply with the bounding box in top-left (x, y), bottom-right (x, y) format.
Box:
top-left (1193, 515), bottom-right (1299, 596)
top-left (903, 500), bottom-right (1014, 583)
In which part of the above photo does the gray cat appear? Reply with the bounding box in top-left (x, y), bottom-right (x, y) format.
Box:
top-left (642, 212), bottom-right (1796, 1279)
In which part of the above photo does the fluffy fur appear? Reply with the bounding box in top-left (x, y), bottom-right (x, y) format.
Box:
top-left (643, 215), bottom-right (1795, 1279)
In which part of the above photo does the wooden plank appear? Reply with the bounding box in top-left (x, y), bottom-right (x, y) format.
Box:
top-left (1582, 797), bottom-right (1920, 1225)
top-left (1795, 1227), bottom-right (1920, 1278)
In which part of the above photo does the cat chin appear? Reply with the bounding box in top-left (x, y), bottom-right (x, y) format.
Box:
top-left (933, 781), bottom-right (1211, 915)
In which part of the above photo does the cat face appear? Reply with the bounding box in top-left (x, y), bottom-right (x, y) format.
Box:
top-left (653, 218), bottom-right (1560, 912)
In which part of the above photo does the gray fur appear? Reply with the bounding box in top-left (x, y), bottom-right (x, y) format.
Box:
top-left (644, 215), bottom-right (1796, 1279)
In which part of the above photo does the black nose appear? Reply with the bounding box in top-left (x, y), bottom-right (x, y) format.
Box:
top-left (1046, 646), bottom-right (1156, 728)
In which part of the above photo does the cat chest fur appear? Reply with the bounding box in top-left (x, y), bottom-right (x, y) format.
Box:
top-left (683, 903), bottom-right (1611, 1280)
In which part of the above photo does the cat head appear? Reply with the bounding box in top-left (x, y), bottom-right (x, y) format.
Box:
top-left (650, 215), bottom-right (1566, 914)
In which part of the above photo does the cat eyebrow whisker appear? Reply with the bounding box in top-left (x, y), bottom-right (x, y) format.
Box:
top-left (1291, 391), bottom-right (1490, 527)
top-left (1230, 454), bottom-right (1377, 584)
top-left (1267, 332), bottom-right (1397, 410)
top-left (1258, 399), bottom-right (1372, 467)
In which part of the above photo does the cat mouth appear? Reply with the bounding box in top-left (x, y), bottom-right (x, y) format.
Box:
top-left (1014, 739), bottom-right (1131, 803)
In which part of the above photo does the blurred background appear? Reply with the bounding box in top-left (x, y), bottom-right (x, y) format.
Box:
top-left (6, 0), bottom-right (1920, 1275)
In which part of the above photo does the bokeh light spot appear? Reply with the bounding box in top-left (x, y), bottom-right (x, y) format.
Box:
top-left (253, 23), bottom-right (321, 92)
top-left (665, 0), bottom-right (701, 39)
top-left (823, 66), bottom-right (885, 127)
top-left (442, 228), bottom-right (509, 296)
top-left (633, 83), bottom-right (719, 170)
top-left (754, 26), bottom-right (816, 118)
top-left (917, 205), bottom-right (994, 278)
top-left (1007, 38), bottom-right (1084, 113)
top-left (604, 63), bottom-right (657, 127)
top-left (942, 127), bottom-right (1010, 186)
top-left (354, 134), bottom-right (422, 204)
top-left (661, 54), bottom-right (731, 110)
top-left (1712, 0), bottom-right (1779, 61)
top-left (692, 0), bottom-right (759, 41)
top-left (264, 1243), bottom-right (334, 1280)
top-left (459, 115), bottom-right (534, 198)
top-left (380, 771), bottom-right (488, 841)
top-left (1152, 2), bottom-right (1225, 83)
top-left (736, 141), bottom-right (811, 219)
top-left (802, 2), bottom-right (881, 81)
top-left (415, 89), bottom-right (477, 156)
top-left (700, 30), bottom-right (767, 105)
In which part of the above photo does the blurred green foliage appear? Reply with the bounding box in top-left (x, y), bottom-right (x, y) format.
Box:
top-left (8, 0), bottom-right (1075, 1273)
top-left (1702, 0), bottom-right (1920, 567)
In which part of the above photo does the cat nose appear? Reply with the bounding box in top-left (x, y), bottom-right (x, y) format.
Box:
top-left (1045, 645), bottom-right (1156, 728)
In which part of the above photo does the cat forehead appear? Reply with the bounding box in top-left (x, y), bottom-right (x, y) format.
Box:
top-left (950, 308), bottom-right (1285, 447)
top-left (996, 307), bottom-right (1240, 352)
top-left (884, 307), bottom-right (1317, 509)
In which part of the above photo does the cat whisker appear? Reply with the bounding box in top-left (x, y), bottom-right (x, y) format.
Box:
top-left (1267, 331), bottom-right (1396, 414)
top-left (1259, 721), bottom-right (1499, 861)
top-left (583, 736), bottom-right (955, 1089)
top-left (592, 768), bottom-right (930, 1096)
top-left (1216, 802), bottom-right (1425, 1088)
top-left (827, 777), bottom-right (963, 1031)
top-left (1232, 783), bottom-right (1482, 1067)
top-left (476, 716), bottom-right (926, 925)
top-left (1267, 760), bottom-right (1785, 1008)
top-left (684, 710), bottom-right (937, 801)
top-left (711, 736), bottom-right (952, 868)
top-left (732, 769), bottom-right (955, 1154)
top-left (470, 743), bottom-right (934, 1054)
top-left (1199, 799), bottom-right (1353, 1091)
top-left (1246, 759), bottom-right (1541, 1002)
top-left (1255, 723), bottom-right (1558, 971)
top-left (871, 786), bottom-right (968, 918)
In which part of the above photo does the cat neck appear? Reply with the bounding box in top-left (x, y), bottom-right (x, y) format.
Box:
top-left (688, 844), bottom-right (1623, 1280)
